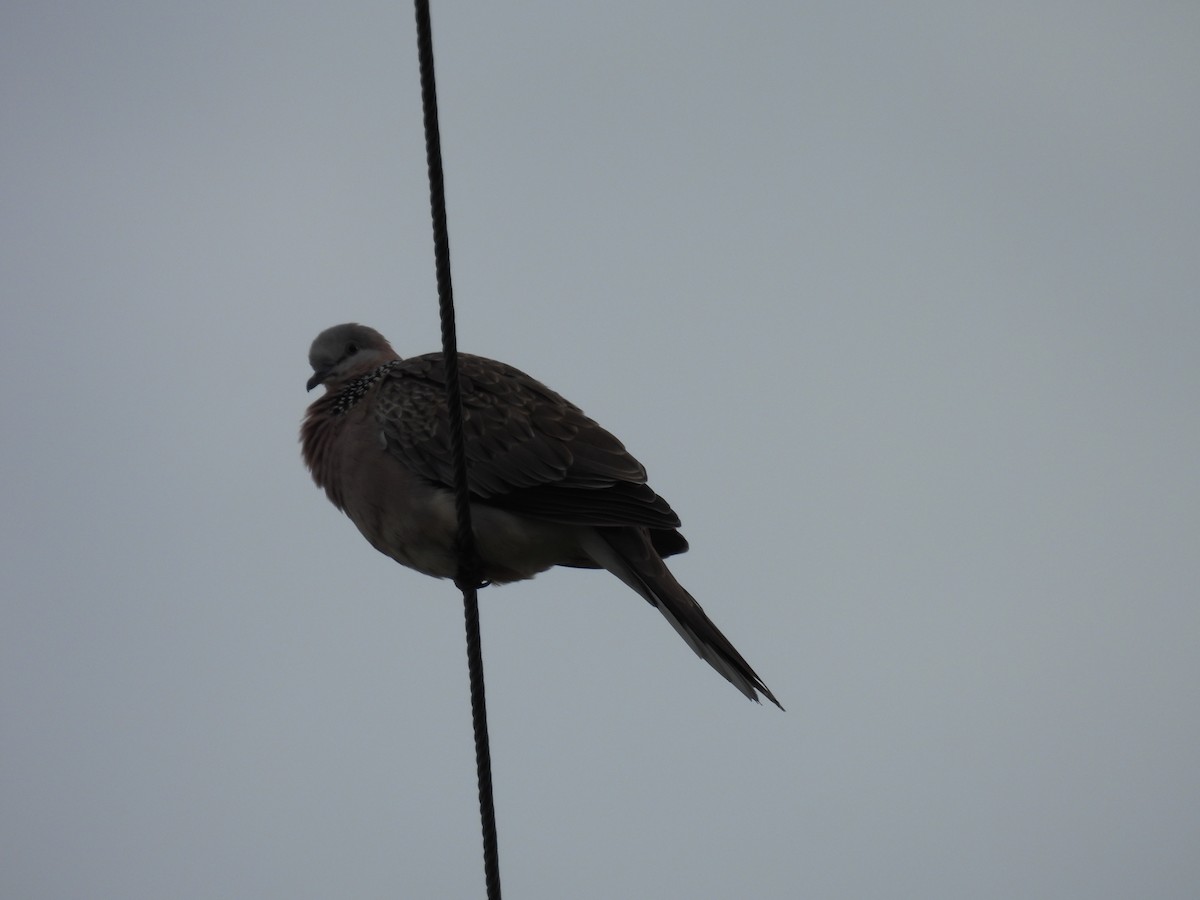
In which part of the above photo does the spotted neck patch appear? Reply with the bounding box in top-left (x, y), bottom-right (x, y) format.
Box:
top-left (331, 360), bottom-right (403, 416)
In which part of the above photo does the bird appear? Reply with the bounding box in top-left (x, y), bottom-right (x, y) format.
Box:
top-left (301, 323), bottom-right (781, 708)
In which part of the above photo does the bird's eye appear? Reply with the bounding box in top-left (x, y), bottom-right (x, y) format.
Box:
top-left (346, 342), bottom-right (358, 356)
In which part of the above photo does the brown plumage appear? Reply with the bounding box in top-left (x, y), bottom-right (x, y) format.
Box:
top-left (301, 323), bottom-right (780, 708)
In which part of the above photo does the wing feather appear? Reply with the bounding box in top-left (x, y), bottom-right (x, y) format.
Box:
top-left (374, 353), bottom-right (682, 531)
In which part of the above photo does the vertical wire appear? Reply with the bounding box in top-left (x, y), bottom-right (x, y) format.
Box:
top-left (413, 2), bottom-right (502, 897)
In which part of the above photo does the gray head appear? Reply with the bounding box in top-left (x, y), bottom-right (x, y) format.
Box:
top-left (306, 323), bottom-right (397, 391)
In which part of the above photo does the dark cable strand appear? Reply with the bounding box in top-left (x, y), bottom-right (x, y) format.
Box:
top-left (413, 2), bottom-right (501, 898)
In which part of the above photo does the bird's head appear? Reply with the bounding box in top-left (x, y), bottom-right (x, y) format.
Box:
top-left (306, 323), bottom-right (397, 391)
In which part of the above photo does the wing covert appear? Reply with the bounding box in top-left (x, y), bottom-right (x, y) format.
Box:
top-left (374, 353), bottom-right (680, 529)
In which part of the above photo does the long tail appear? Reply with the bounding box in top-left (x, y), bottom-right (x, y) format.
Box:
top-left (581, 528), bottom-right (782, 709)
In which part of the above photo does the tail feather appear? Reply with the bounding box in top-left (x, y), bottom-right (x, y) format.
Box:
top-left (581, 529), bottom-right (782, 709)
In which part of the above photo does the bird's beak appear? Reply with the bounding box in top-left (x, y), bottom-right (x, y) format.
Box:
top-left (306, 369), bottom-right (329, 392)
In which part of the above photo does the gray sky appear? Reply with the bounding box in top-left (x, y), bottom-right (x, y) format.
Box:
top-left (3, 3), bottom-right (1198, 898)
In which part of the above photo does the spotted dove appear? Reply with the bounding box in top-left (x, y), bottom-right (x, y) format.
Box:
top-left (301, 323), bottom-right (780, 708)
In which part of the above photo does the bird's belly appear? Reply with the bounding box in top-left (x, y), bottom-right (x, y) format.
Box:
top-left (470, 505), bottom-right (590, 584)
top-left (346, 478), bottom-right (588, 584)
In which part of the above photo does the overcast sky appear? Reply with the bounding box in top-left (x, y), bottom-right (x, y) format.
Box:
top-left (3, 3), bottom-right (1198, 898)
